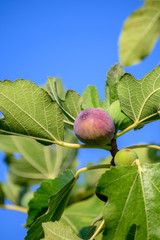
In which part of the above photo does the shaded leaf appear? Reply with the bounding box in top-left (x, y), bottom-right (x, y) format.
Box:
top-left (117, 65), bottom-right (160, 125)
top-left (0, 79), bottom-right (64, 144)
top-left (119, 1), bottom-right (160, 66)
top-left (26, 170), bottom-right (74, 227)
top-left (42, 221), bottom-right (82, 240)
top-left (25, 170), bottom-right (76, 240)
top-left (0, 133), bottom-right (77, 186)
top-left (61, 196), bottom-right (104, 239)
top-left (1, 177), bottom-right (23, 205)
top-left (96, 163), bottom-right (160, 240)
top-left (108, 100), bottom-right (133, 131)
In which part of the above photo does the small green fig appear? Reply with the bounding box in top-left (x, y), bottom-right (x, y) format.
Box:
top-left (114, 149), bottom-right (138, 166)
top-left (74, 108), bottom-right (115, 145)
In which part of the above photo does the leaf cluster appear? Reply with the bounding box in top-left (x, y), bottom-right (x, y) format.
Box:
top-left (0, 61), bottom-right (160, 239)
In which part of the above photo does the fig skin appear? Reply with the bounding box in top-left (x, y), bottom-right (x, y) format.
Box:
top-left (114, 149), bottom-right (138, 166)
top-left (74, 108), bottom-right (115, 145)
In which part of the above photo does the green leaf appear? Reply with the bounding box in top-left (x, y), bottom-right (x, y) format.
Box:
top-left (61, 196), bottom-right (104, 239)
top-left (0, 133), bottom-right (77, 186)
top-left (82, 86), bottom-right (104, 109)
top-left (0, 79), bottom-right (64, 144)
top-left (0, 135), bottom-right (57, 185)
top-left (42, 221), bottom-right (82, 240)
top-left (54, 131), bottom-right (78, 173)
top-left (106, 63), bottom-right (125, 86)
top-left (26, 170), bottom-right (74, 227)
top-left (45, 77), bottom-right (82, 126)
top-left (117, 65), bottom-right (160, 125)
top-left (63, 90), bottom-right (82, 120)
top-left (108, 100), bottom-right (133, 131)
top-left (104, 63), bottom-right (125, 110)
top-left (1, 177), bottom-right (23, 205)
top-left (96, 163), bottom-right (160, 240)
top-left (119, 1), bottom-right (160, 66)
top-left (25, 170), bottom-right (76, 240)
top-left (45, 77), bottom-right (66, 101)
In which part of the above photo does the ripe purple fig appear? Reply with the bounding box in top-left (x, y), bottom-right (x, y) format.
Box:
top-left (74, 108), bottom-right (115, 145)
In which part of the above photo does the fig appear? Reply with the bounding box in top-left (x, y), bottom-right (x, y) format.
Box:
top-left (114, 149), bottom-right (138, 166)
top-left (74, 108), bottom-right (115, 145)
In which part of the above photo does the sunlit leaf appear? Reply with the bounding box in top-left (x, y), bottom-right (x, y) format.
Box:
top-left (117, 65), bottom-right (160, 125)
top-left (45, 77), bottom-right (82, 127)
top-left (96, 163), bottom-right (160, 239)
top-left (0, 79), bottom-right (64, 144)
top-left (82, 86), bottom-right (104, 109)
top-left (42, 221), bottom-right (82, 240)
top-left (119, 1), bottom-right (160, 66)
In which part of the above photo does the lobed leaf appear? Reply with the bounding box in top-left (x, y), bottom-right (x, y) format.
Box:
top-left (119, 1), bottom-right (160, 66)
top-left (61, 196), bottom-right (104, 239)
top-left (45, 77), bottom-right (82, 126)
top-left (0, 79), bottom-right (64, 144)
top-left (104, 63), bottom-right (125, 110)
top-left (25, 170), bottom-right (76, 240)
top-left (42, 221), bottom-right (82, 240)
top-left (0, 133), bottom-right (78, 186)
top-left (106, 63), bottom-right (125, 86)
top-left (117, 65), bottom-right (160, 125)
top-left (26, 170), bottom-right (74, 227)
top-left (82, 85), bottom-right (104, 109)
top-left (45, 77), bottom-right (66, 101)
top-left (96, 163), bottom-right (160, 240)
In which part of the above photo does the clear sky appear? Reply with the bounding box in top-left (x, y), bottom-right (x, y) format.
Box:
top-left (0, 0), bottom-right (160, 239)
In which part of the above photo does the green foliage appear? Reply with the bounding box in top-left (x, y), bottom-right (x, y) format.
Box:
top-left (0, 53), bottom-right (160, 240)
top-left (96, 163), bottom-right (160, 239)
top-left (42, 221), bottom-right (82, 240)
top-left (117, 65), bottom-right (160, 126)
top-left (45, 77), bottom-right (82, 128)
top-left (0, 79), bottom-right (64, 144)
top-left (82, 85), bottom-right (104, 109)
top-left (0, 133), bottom-right (77, 186)
top-left (61, 196), bottom-right (104, 239)
top-left (26, 170), bottom-right (75, 227)
top-left (119, 1), bottom-right (160, 66)
top-left (25, 170), bottom-right (76, 240)
top-left (1, 2), bottom-right (160, 239)
top-left (108, 100), bottom-right (133, 131)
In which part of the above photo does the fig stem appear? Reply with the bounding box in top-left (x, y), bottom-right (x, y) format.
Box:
top-left (75, 164), bottom-right (111, 180)
top-left (89, 218), bottom-right (105, 240)
top-left (0, 204), bottom-right (27, 214)
top-left (110, 139), bottom-right (119, 166)
top-left (126, 144), bottom-right (160, 151)
top-left (55, 141), bottom-right (112, 151)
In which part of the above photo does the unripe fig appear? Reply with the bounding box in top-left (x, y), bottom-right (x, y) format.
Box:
top-left (74, 108), bottom-right (115, 145)
top-left (114, 149), bottom-right (138, 166)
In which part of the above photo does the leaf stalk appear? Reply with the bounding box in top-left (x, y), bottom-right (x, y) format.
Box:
top-left (0, 204), bottom-right (27, 214)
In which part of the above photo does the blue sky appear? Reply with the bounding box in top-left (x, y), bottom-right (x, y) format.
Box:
top-left (0, 0), bottom-right (160, 239)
